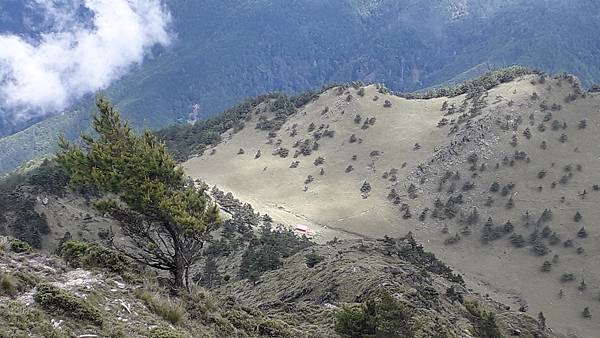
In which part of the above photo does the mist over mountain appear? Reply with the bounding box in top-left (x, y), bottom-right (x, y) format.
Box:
top-left (0, 0), bottom-right (172, 136)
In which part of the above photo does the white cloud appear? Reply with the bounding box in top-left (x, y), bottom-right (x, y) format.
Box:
top-left (0, 0), bottom-right (172, 121)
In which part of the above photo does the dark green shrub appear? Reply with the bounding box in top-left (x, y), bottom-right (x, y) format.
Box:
top-left (335, 290), bottom-right (415, 337)
top-left (8, 238), bottom-right (32, 253)
top-left (465, 301), bottom-right (502, 338)
top-left (305, 253), bottom-right (325, 268)
top-left (27, 160), bottom-right (70, 196)
top-left (148, 326), bottom-right (184, 338)
top-left (257, 318), bottom-right (290, 336)
top-left (0, 274), bottom-right (19, 297)
top-left (239, 225), bottom-right (312, 280)
top-left (34, 283), bottom-right (103, 325)
top-left (335, 304), bottom-right (374, 337)
top-left (0, 271), bottom-right (37, 297)
top-left (59, 240), bottom-right (130, 274)
top-left (561, 273), bottom-right (575, 283)
top-left (0, 301), bottom-right (64, 338)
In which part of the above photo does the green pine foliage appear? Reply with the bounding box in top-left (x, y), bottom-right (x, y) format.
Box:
top-left (238, 225), bottom-right (312, 281)
top-left (57, 96), bottom-right (221, 288)
top-left (59, 240), bottom-right (133, 276)
top-left (465, 301), bottom-right (503, 338)
top-left (335, 289), bottom-right (416, 337)
top-left (156, 92), bottom-right (318, 162)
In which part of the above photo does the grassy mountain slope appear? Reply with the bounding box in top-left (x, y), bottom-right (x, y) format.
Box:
top-left (181, 71), bottom-right (600, 337)
top-left (0, 157), bottom-right (554, 337)
top-left (4, 0), bottom-right (600, 172)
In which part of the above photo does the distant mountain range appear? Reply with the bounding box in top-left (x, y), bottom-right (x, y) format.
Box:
top-left (2, 0), bottom-right (600, 173)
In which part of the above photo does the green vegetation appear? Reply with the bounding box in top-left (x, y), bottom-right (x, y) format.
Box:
top-left (59, 240), bottom-right (132, 275)
top-left (6, 237), bottom-right (32, 253)
top-left (57, 97), bottom-right (221, 289)
top-left (33, 283), bottom-right (103, 325)
top-left (0, 270), bottom-right (37, 298)
top-left (0, 274), bottom-right (21, 298)
top-left (335, 289), bottom-right (416, 337)
top-left (305, 252), bottom-right (325, 268)
top-left (239, 225), bottom-right (312, 281)
top-left (136, 289), bottom-right (186, 324)
top-left (157, 91), bottom-right (318, 162)
top-left (0, 301), bottom-right (66, 338)
top-left (465, 301), bottom-right (503, 338)
top-left (0, 191), bottom-right (50, 248)
top-left (148, 326), bottom-right (185, 338)
top-left (401, 66), bottom-right (539, 99)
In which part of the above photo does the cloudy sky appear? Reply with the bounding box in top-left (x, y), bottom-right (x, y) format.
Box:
top-left (0, 0), bottom-right (173, 121)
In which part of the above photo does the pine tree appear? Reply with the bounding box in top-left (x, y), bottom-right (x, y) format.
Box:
top-left (503, 220), bottom-right (514, 233)
top-left (506, 196), bottom-right (514, 209)
top-left (541, 225), bottom-right (552, 238)
top-left (58, 96), bottom-right (220, 289)
top-left (583, 307), bottom-right (592, 318)
top-left (200, 255), bottom-right (221, 288)
top-left (509, 233), bottom-right (525, 248)
top-left (528, 229), bottom-right (539, 244)
top-left (541, 261), bottom-right (552, 272)
top-left (532, 241), bottom-right (549, 256)
top-left (578, 279), bottom-right (587, 291)
top-left (538, 312), bottom-right (546, 328)
top-left (490, 182), bottom-right (500, 193)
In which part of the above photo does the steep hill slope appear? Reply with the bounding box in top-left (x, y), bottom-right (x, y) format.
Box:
top-left (4, 0), bottom-right (600, 172)
top-left (183, 71), bottom-right (600, 336)
top-left (0, 233), bottom-right (556, 338)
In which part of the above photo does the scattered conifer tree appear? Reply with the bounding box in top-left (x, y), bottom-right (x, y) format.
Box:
top-left (541, 261), bottom-right (552, 272)
top-left (583, 307), bottom-right (591, 318)
top-left (58, 97), bottom-right (220, 289)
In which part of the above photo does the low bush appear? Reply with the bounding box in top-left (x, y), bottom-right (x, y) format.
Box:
top-left (0, 271), bottom-right (37, 297)
top-left (465, 301), bottom-right (502, 338)
top-left (0, 301), bottom-right (65, 338)
top-left (335, 290), bottom-right (415, 337)
top-left (8, 238), bottom-right (32, 254)
top-left (148, 326), bottom-right (185, 338)
top-left (59, 240), bottom-right (131, 274)
top-left (33, 283), bottom-right (103, 325)
top-left (305, 252), bottom-right (325, 268)
top-left (0, 274), bottom-right (19, 297)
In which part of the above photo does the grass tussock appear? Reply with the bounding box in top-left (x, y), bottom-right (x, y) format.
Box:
top-left (136, 288), bottom-right (187, 325)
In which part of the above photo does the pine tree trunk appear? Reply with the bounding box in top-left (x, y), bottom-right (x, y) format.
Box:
top-left (172, 249), bottom-right (186, 289)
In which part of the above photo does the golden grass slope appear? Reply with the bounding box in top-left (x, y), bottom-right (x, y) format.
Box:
top-left (184, 74), bottom-right (600, 337)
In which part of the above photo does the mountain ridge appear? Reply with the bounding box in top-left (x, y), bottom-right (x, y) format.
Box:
top-left (179, 71), bottom-right (600, 337)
